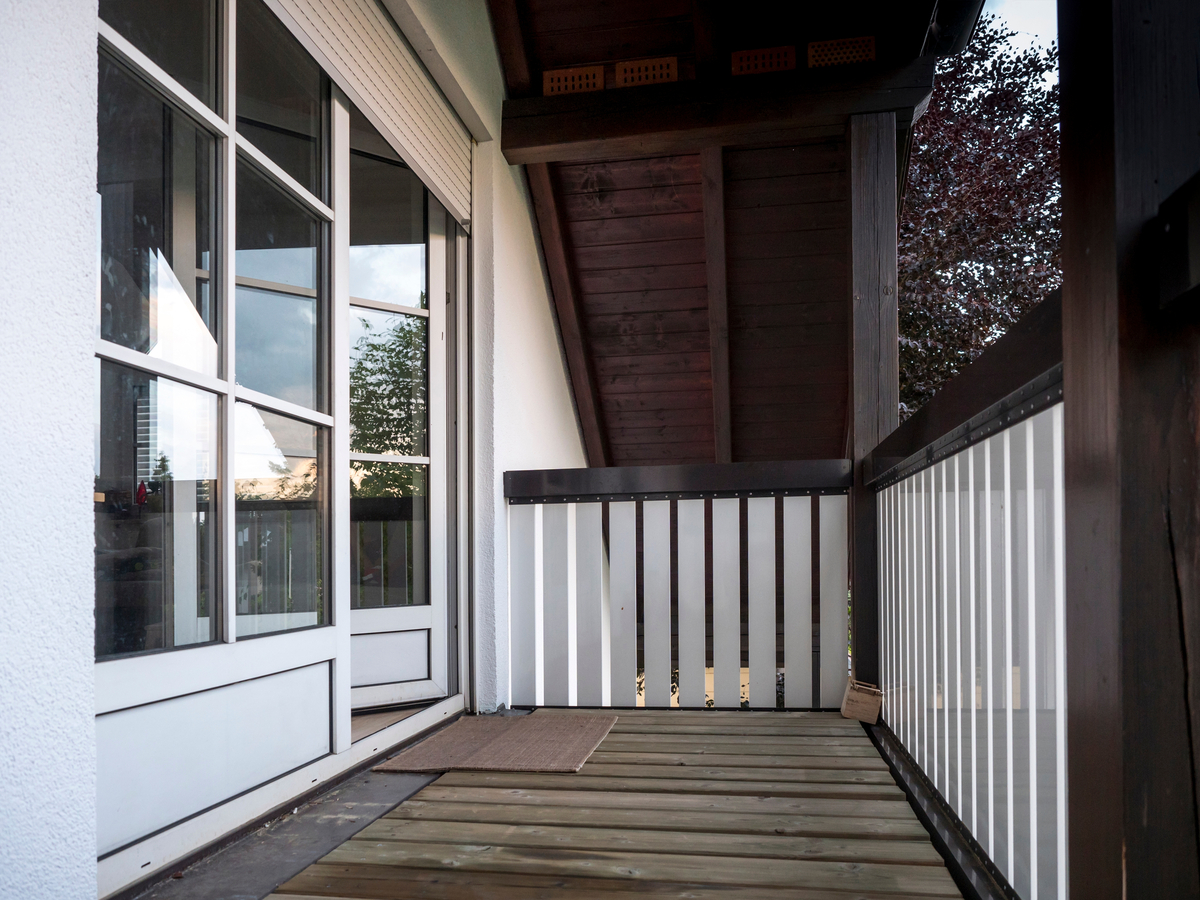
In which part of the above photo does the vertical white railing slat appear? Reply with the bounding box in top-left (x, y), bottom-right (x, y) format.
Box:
top-left (748, 497), bottom-right (777, 708)
top-left (643, 500), bottom-right (672, 707)
top-left (542, 503), bottom-right (570, 706)
top-left (783, 496), bottom-right (813, 708)
top-left (509, 504), bottom-right (537, 706)
top-left (713, 498), bottom-right (742, 708)
top-left (819, 494), bottom-right (849, 708)
top-left (575, 502), bottom-right (605, 707)
top-left (677, 499), bottom-right (706, 708)
top-left (609, 501), bottom-right (638, 706)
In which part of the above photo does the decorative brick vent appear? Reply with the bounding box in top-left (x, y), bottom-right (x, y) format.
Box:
top-left (731, 46), bottom-right (796, 75)
top-left (807, 36), bottom-right (876, 68)
top-left (542, 65), bottom-right (604, 96)
top-left (615, 57), bottom-right (677, 87)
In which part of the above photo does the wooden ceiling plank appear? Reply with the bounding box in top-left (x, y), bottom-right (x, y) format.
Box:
top-left (568, 212), bottom-right (707, 248)
top-left (555, 156), bottom-right (702, 195)
top-left (501, 59), bottom-right (936, 165)
top-left (701, 146), bottom-right (732, 464)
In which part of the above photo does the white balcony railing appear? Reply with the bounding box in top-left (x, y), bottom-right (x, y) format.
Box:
top-left (504, 462), bottom-right (853, 709)
top-left (878, 402), bottom-right (1066, 900)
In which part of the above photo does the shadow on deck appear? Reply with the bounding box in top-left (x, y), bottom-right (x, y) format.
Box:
top-left (270, 709), bottom-right (962, 899)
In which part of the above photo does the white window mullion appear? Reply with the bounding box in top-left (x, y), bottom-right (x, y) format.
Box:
top-left (221, 0), bottom-right (239, 644)
top-left (233, 384), bottom-right (335, 427)
top-left (330, 87), bottom-right (352, 753)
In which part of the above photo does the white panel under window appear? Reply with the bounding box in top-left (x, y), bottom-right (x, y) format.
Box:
top-left (350, 630), bottom-right (429, 686)
top-left (97, 662), bottom-right (330, 855)
top-left (267, 0), bottom-right (472, 225)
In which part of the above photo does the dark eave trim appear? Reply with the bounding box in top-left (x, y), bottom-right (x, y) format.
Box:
top-left (501, 58), bottom-right (936, 165)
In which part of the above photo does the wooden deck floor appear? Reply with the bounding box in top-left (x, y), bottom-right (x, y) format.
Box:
top-left (271, 710), bottom-right (962, 899)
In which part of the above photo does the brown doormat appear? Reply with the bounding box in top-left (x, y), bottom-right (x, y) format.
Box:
top-left (374, 713), bottom-right (617, 774)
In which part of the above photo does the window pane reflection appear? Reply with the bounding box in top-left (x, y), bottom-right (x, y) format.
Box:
top-left (236, 163), bottom-right (317, 289)
top-left (350, 105), bottom-right (426, 309)
top-left (350, 463), bottom-right (427, 608)
top-left (237, 0), bottom-right (327, 199)
top-left (235, 404), bottom-right (326, 637)
top-left (349, 308), bottom-right (427, 457)
top-left (100, 0), bottom-right (218, 110)
top-left (98, 54), bottom-right (218, 376)
top-left (236, 163), bottom-right (323, 410)
top-left (95, 360), bottom-right (219, 659)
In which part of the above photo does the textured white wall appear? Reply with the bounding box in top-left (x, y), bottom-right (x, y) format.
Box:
top-left (396, 1), bottom-right (588, 710)
top-left (0, 0), bottom-right (98, 897)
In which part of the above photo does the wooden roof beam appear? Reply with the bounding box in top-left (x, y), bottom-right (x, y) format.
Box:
top-left (501, 58), bottom-right (936, 165)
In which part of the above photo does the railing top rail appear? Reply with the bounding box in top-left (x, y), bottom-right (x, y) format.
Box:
top-left (504, 459), bottom-right (852, 504)
top-left (865, 289), bottom-right (1063, 489)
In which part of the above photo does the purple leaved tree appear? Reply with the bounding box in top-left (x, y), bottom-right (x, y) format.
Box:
top-left (899, 14), bottom-right (1060, 417)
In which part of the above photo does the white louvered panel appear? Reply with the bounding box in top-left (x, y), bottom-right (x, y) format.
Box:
top-left (267, 0), bottom-right (472, 226)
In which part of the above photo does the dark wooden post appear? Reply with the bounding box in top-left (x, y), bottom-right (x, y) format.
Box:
top-left (701, 146), bottom-right (732, 464)
top-left (848, 112), bottom-right (899, 687)
top-left (1060, 0), bottom-right (1200, 895)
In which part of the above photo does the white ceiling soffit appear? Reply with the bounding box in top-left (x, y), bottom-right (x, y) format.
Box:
top-left (265, 0), bottom-right (472, 229)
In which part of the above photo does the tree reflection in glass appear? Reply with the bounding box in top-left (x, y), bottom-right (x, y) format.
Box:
top-left (349, 308), bottom-right (427, 458)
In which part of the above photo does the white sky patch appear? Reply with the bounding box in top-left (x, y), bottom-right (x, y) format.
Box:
top-left (984, 0), bottom-right (1057, 49)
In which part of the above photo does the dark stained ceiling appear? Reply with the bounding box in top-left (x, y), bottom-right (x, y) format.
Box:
top-left (487, 0), bottom-right (982, 467)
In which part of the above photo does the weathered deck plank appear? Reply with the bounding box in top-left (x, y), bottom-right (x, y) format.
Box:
top-left (356, 818), bottom-right (945, 865)
top-left (383, 799), bottom-right (933, 839)
top-left (578, 762), bottom-right (898, 783)
top-left (272, 710), bottom-right (961, 899)
top-left (430, 771), bottom-right (903, 800)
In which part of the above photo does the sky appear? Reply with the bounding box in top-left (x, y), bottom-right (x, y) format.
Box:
top-left (983, 0), bottom-right (1057, 49)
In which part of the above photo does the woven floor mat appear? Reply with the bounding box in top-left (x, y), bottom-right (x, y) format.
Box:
top-left (374, 713), bottom-right (617, 774)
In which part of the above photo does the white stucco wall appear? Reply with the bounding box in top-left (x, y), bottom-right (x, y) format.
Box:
top-left (392, 1), bottom-right (588, 710)
top-left (0, 1), bottom-right (98, 897)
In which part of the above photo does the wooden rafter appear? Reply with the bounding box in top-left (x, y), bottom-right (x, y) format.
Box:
top-left (526, 164), bottom-right (610, 466)
top-left (486, 0), bottom-right (610, 466)
top-left (701, 146), bottom-right (732, 464)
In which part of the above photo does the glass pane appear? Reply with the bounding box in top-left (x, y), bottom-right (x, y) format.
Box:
top-left (95, 360), bottom-right (219, 659)
top-left (349, 308), bottom-right (427, 457)
top-left (236, 163), bottom-right (323, 410)
top-left (235, 403), bottom-right (326, 637)
top-left (98, 54), bottom-right (218, 376)
top-left (350, 107), bottom-right (426, 309)
top-left (236, 163), bottom-right (318, 289)
top-left (237, 0), bottom-right (327, 199)
top-left (350, 462), bottom-right (428, 608)
top-left (100, 0), bottom-right (218, 110)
